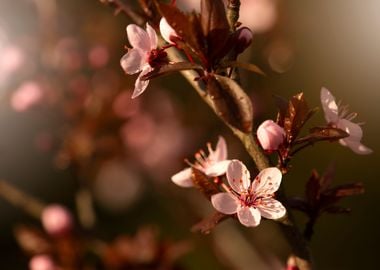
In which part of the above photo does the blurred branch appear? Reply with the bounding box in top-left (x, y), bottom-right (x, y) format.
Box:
top-left (0, 180), bottom-right (45, 219)
top-left (100, 0), bottom-right (145, 24)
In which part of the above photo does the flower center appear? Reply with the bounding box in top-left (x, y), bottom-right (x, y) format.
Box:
top-left (147, 49), bottom-right (168, 68)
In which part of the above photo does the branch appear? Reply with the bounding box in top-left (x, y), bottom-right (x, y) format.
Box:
top-left (0, 180), bottom-right (45, 219)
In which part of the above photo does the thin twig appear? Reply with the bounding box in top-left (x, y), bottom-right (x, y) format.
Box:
top-left (0, 180), bottom-right (45, 219)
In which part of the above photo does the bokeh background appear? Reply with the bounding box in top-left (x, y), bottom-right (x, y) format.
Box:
top-left (0, 0), bottom-right (378, 269)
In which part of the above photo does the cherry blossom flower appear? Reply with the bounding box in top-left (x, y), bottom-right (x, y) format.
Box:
top-left (159, 18), bottom-right (179, 44)
top-left (320, 87), bottom-right (372, 155)
top-left (120, 24), bottom-right (167, 99)
top-left (257, 120), bottom-right (285, 151)
top-left (171, 136), bottom-right (231, 188)
top-left (211, 160), bottom-right (286, 227)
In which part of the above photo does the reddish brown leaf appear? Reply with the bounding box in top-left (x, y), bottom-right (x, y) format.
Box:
top-left (191, 211), bottom-right (228, 234)
top-left (141, 62), bottom-right (203, 80)
top-left (328, 182), bottom-right (365, 198)
top-left (14, 225), bottom-right (52, 255)
top-left (156, 2), bottom-right (206, 60)
top-left (305, 170), bottom-right (321, 206)
top-left (191, 168), bottom-right (219, 199)
top-left (207, 75), bottom-right (253, 133)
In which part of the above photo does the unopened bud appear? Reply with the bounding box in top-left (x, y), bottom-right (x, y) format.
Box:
top-left (41, 204), bottom-right (73, 236)
top-left (29, 255), bottom-right (57, 270)
top-left (159, 17), bottom-right (179, 44)
top-left (257, 120), bottom-right (285, 151)
top-left (286, 255), bottom-right (300, 270)
top-left (235, 27), bottom-right (253, 54)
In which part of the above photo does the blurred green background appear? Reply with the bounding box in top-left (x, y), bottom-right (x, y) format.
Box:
top-left (0, 0), bottom-right (378, 269)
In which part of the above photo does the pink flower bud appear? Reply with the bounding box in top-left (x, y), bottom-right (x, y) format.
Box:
top-left (159, 17), bottom-right (179, 44)
top-left (41, 204), bottom-right (73, 236)
top-left (235, 27), bottom-right (253, 54)
top-left (29, 255), bottom-right (57, 270)
top-left (257, 120), bottom-right (285, 151)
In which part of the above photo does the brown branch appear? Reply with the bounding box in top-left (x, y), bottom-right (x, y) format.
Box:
top-left (0, 180), bottom-right (45, 219)
top-left (103, 2), bottom-right (314, 269)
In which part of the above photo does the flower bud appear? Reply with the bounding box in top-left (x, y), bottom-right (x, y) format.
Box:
top-left (159, 17), bottom-right (179, 44)
top-left (41, 204), bottom-right (73, 236)
top-left (257, 120), bottom-right (285, 151)
top-left (29, 255), bottom-right (56, 270)
top-left (235, 27), bottom-right (253, 54)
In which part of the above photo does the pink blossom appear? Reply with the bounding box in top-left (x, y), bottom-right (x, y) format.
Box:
top-left (120, 24), bottom-right (162, 99)
top-left (88, 45), bottom-right (109, 68)
top-left (320, 87), bottom-right (372, 155)
top-left (257, 120), bottom-right (285, 151)
top-left (159, 17), bottom-right (179, 44)
top-left (41, 204), bottom-right (73, 236)
top-left (29, 255), bottom-right (57, 270)
top-left (11, 81), bottom-right (43, 112)
top-left (211, 160), bottom-right (286, 227)
top-left (171, 136), bottom-right (231, 187)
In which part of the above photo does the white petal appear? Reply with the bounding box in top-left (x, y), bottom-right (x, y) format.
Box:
top-left (211, 193), bottom-right (239, 215)
top-left (237, 206), bottom-right (261, 227)
top-left (146, 23), bottom-right (158, 50)
top-left (213, 136), bottom-right (228, 161)
top-left (337, 119), bottom-right (363, 141)
top-left (159, 17), bottom-right (177, 44)
top-left (120, 49), bottom-right (144, 74)
top-left (126, 24), bottom-right (151, 52)
top-left (320, 87), bottom-right (339, 123)
top-left (339, 139), bottom-right (373, 155)
top-left (205, 160), bottom-right (231, 177)
top-left (226, 160), bottom-right (251, 193)
top-left (251, 167), bottom-right (282, 196)
top-left (132, 66), bottom-right (152, 99)
top-left (171, 167), bottom-right (193, 187)
top-left (258, 198), bottom-right (286, 220)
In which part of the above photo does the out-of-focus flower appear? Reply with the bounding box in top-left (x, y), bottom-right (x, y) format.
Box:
top-left (94, 160), bottom-right (142, 212)
top-left (121, 24), bottom-right (167, 99)
top-left (11, 81), bottom-right (43, 112)
top-left (159, 17), bottom-right (179, 44)
top-left (257, 120), bottom-right (285, 151)
top-left (113, 90), bottom-right (140, 119)
top-left (320, 87), bottom-right (372, 154)
top-left (88, 45), bottom-right (109, 69)
top-left (211, 160), bottom-right (286, 227)
top-left (0, 45), bottom-right (24, 74)
top-left (52, 37), bottom-right (83, 72)
top-left (171, 136), bottom-right (230, 188)
top-left (29, 255), bottom-right (57, 270)
top-left (41, 204), bottom-right (73, 236)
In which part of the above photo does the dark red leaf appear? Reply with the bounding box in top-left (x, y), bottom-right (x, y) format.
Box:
top-left (305, 170), bottom-right (321, 206)
top-left (191, 168), bottom-right (219, 199)
top-left (191, 211), bottom-right (228, 234)
top-left (207, 75), bottom-right (253, 133)
top-left (141, 62), bottom-right (203, 80)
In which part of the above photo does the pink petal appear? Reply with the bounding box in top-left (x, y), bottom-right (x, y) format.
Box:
top-left (213, 136), bottom-right (228, 162)
top-left (339, 139), bottom-right (373, 155)
top-left (120, 49), bottom-right (144, 74)
top-left (251, 167), bottom-right (282, 196)
top-left (237, 206), bottom-right (261, 227)
top-left (126, 24), bottom-right (151, 52)
top-left (132, 66), bottom-right (152, 99)
top-left (226, 160), bottom-right (251, 193)
top-left (146, 23), bottom-right (158, 50)
top-left (211, 193), bottom-right (239, 214)
top-left (205, 160), bottom-right (230, 177)
top-left (337, 119), bottom-right (363, 141)
top-left (257, 197), bottom-right (286, 220)
top-left (171, 167), bottom-right (193, 187)
top-left (320, 87), bottom-right (339, 123)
